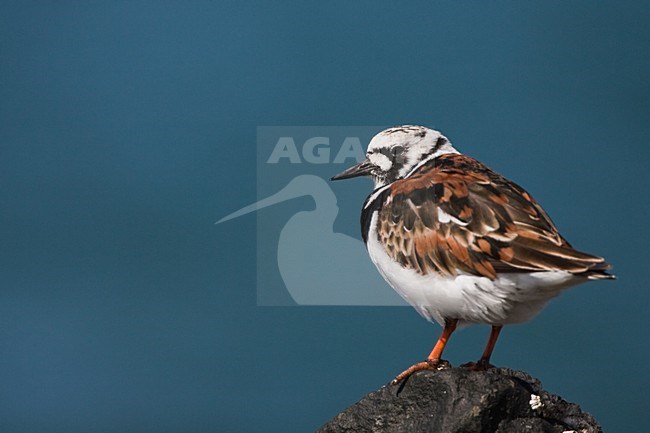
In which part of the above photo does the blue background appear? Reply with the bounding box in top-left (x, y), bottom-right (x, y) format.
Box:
top-left (1, 1), bottom-right (648, 432)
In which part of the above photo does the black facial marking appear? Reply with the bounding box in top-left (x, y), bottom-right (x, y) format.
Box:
top-left (376, 145), bottom-right (407, 167)
top-left (423, 135), bottom-right (448, 157)
top-left (377, 145), bottom-right (407, 183)
top-left (360, 187), bottom-right (391, 243)
top-left (377, 147), bottom-right (392, 158)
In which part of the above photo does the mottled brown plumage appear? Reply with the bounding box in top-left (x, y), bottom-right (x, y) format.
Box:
top-left (377, 153), bottom-right (611, 280)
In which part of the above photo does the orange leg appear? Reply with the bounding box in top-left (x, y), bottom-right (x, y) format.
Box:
top-left (462, 325), bottom-right (503, 371)
top-left (392, 319), bottom-right (458, 385)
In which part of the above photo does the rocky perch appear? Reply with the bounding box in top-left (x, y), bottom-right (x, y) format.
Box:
top-left (317, 367), bottom-right (601, 433)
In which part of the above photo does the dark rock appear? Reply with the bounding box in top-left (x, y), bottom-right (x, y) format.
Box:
top-left (317, 367), bottom-right (601, 433)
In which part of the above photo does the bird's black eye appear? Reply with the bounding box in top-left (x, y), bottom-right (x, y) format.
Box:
top-left (392, 146), bottom-right (406, 164)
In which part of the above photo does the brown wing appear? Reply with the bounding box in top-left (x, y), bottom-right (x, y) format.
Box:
top-left (376, 153), bottom-right (612, 279)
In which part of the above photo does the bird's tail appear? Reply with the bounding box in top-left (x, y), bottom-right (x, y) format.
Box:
top-left (579, 261), bottom-right (616, 280)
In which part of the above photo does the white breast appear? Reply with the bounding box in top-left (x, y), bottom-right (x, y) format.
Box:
top-left (365, 212), bottom-right (585, 326)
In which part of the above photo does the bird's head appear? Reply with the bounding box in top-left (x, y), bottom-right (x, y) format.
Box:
top-left (331, 125), bottom-right (458, 188)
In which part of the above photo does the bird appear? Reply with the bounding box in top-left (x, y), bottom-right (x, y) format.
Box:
top-left (330, 125), bottom-right (614, 384)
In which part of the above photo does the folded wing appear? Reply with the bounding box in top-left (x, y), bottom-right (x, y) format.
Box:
top-left (377, 154), bottom-right (612, 280)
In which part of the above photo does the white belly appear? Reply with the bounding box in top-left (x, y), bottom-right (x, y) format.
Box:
top-left (366, 213), bottom-right (585, 326)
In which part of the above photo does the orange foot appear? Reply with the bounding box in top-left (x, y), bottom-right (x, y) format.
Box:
top-left (460, 359), bottom-right (494, 371)
top-left (391, 359), bottom-right (451, 385)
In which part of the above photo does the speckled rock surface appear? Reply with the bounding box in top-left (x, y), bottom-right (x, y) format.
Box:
top-left (317, 367), bottom-right (601, 433)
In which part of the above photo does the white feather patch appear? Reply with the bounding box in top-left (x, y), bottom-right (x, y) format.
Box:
top-left (368, 152), bottom-right (392, 171)
top-left (438, 208), bottom-right (469, 226)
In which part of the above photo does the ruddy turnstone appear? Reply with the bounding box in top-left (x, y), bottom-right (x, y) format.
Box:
top-left (331, 125), bottom-right (614, 384)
